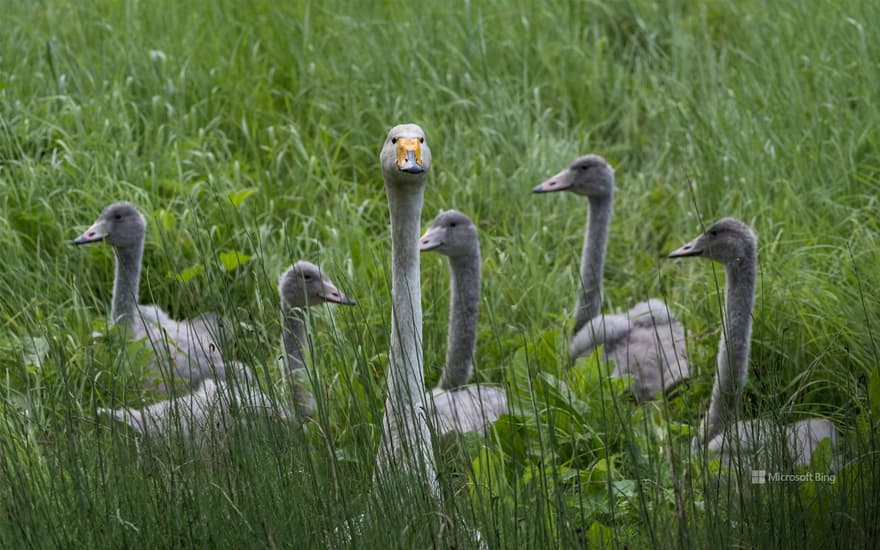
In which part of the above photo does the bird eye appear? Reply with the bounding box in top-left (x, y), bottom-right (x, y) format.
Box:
top-left (304, 274), bottom-right (312, 280)
top-left (580, 165), bottom-right (590, 171)
top-left (449, 222), bottom-right (457, 228)
top-left (114, 214), bottom-right (122, 220)
top-left (709, 230), bottom-right (719, 236)
top-left (419, 137), bottom-right (424, 144)
top-left (391, 137), bottom-right (397, 144)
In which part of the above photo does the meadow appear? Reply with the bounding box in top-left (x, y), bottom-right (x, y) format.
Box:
top-left (0, 0), bottom-right (878, 547)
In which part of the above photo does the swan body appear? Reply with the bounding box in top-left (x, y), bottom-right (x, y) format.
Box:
top-left (420, 210), bottom-right (507, 435)
top-left (534, 156), bottom-right (690, 400)
top-left (100, 261), bottom-right (355, 439)
top-left (705, 418), bottom-right (839, 469)
top-left (98, 362), bottom-right (284, 446)
top-left (279, 261), bottom-right (356, 418)
top-left (428, 386), bottom-right (508, 436)
top-left (375, 124), bottom-right (437, 485)
top-left (669, 218), bottom-right (839, 469)
top-left (74, 202), bottom-right (225, 389)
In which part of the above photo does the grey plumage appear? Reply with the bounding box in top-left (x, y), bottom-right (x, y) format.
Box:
top-left (534, 155), bottom-right (690, 400)
top-left (705, 419), bottom-right (839, 469)
top-left (279, 261), bottom-right (356, 418)
top-left (669, 218), bottom-right (839, 469)
top-left (99, 261), bottom-right (355, 440)
top-left (375, 124), bottom-right (437, 487)
top-left (74, 202), bottom-right (226, 389)
top-left (97, 360), bottom-right (284, 447)
top-left (427, 386), bottom-right (508, 436)
top-left (420, 210), bottom-right (507, 435)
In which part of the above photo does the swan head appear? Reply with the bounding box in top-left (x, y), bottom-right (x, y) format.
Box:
top-left (419, 210), bottom-right (478, 257)
top-left (532, 154), bottom-right (614, 197)
top-left (280, 261), bottom-right (356, 308)
top-left (379, 124), bottom-right (432, 184)
top-left (668, 217), bottom-right (757, 265)
top-left (72, 202), bottom-right (146, 248)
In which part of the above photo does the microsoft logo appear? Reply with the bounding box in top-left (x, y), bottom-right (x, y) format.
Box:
top-left (751, 470), bottom-right (766, 484)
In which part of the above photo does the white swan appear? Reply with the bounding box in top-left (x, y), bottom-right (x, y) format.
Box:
top-left (375, 124), bottom-right (437, 486)
top-left (99, 261), bottom-right (355, 440)
top-left (533, 155), bottom-right (690, 400)
top-left (668, 218), bottom-right (839, 468)
top-left (279, 261), bottom-right (356, 418)
top-left (419, 210), bottom-right (508, 435)
top-left (74, 202), bottom-right (225, 389)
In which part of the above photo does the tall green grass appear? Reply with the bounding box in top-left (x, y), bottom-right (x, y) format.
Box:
top-left (1, 0), bottom-right (878, 546)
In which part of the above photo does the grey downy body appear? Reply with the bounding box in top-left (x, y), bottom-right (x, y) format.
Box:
top-left (419, 210), bottom-right (507, 436)
top-left (534, 156), bottom-right (690, 400)
top-left (74, 202), bottom-right (227, 390)
top-left (669, 218), bottom-right (839, 469)
top-left (99, 261), bottom-right (356, 440)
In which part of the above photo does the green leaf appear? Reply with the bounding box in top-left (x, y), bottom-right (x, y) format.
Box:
top-left (219, 250), bottom-right (251, 271)
top-left (586, 521), bottom-right (614, 547)
top-left (808, 436), bottom-right (837, 474)
top-left (536, 370), bottom-right (591, 417)
top-left (228, 187), bottom-right (257, 208)
top-left (589, 457), bottom-right (615, 482)
top-left (568, 346), bottom-right (605, 396)
top-left (469, 447), bottom-right (510, 498)
top-left (489, 414), bottom-right (528, 460)
top-left (174, 264), bottom-right (205, 283)
top-left (157, 209), bottom-right (175, 231)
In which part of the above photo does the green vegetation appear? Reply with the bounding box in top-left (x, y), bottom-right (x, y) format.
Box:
top-left (1, 0), bottom-right (877, 546)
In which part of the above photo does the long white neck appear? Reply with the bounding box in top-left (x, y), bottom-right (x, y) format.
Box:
top-left (436, 250), bottom-right (480, 390)
top-left (704, 250), bottom-right (756, 440)
top-left (282, 305), bottom-right (314, 418)
top-left (111, 240), bottom-right (144, 330)
top-left (574, 193), bottom-right (613, 333)
top-left (377, 183), bottom-right (436, 487)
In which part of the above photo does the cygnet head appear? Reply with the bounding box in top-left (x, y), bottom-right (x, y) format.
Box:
top-left (668, 217), bottom-right (757, 266)
top-left (279, 261), bottom-right (356, 309)
top-left (419, 210), bottom-right (478, 257)
top-left (72, 202), bottom-right (146, 249)
top-left (379, 124), bottom-right (432, 184)
top-left (532, 154), bottom-right (615, 198)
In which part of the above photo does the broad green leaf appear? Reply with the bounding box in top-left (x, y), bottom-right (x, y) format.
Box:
top-left (568, 346), bottom-right (605, 396)
top-left (489, 414), bottom-right (527, 460)
top-left (536, 371), bottom-right (590, 416)
top-left (589, 457), bottom-right (614, 482)
top-left (157, 209), bottom-right (175, 231)
top-left (228, 187), bottom-right (257, 207)
top-left (586, 521), bottom-right (614, 547)
top-left (219, 250), bottom-right (251, 271)
top-left (469, 447), bottom-right (509, 498)
top-left (174, 264), bottom-right (205, 283)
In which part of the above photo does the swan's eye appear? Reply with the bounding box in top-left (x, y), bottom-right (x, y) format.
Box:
top-left (419, 137), bottom-right (424, 144)
top-left (391, 137), bottom-right (397, 144)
